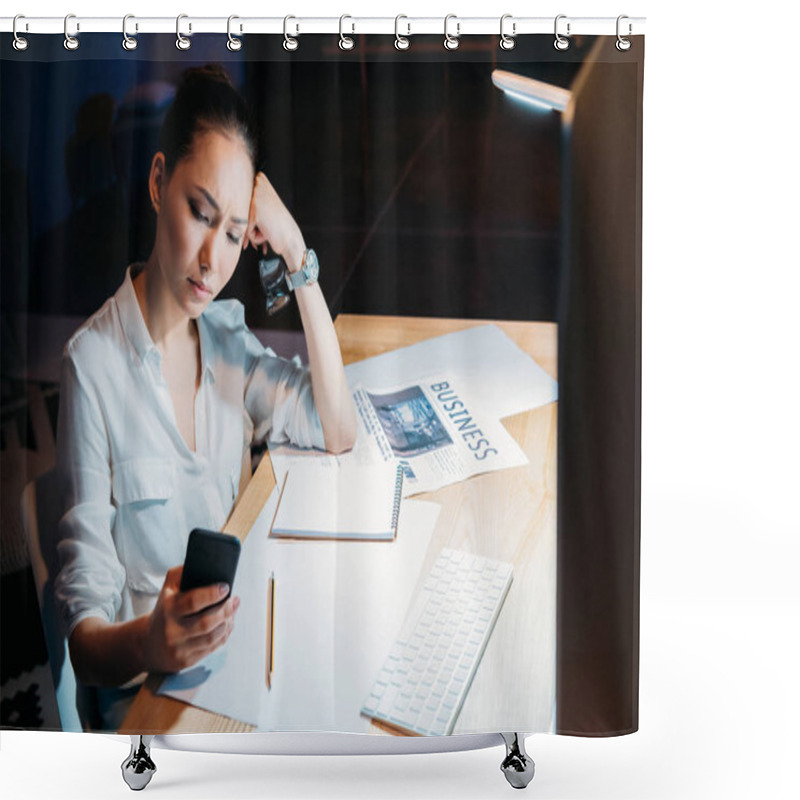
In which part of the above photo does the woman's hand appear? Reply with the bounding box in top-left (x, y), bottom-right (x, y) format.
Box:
top-left (142, 566), bottom-right (240, 674)
top-left (244, 171), bottom-right (306, 272)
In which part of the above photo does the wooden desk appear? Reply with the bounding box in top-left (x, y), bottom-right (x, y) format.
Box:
top-left (120, 314), bottom-right (557, 734)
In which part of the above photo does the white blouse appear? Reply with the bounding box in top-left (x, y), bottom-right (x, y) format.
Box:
top-left (54, 263), bottom-right (325, 643)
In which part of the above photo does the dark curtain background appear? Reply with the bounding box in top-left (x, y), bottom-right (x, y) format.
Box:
top-left (1, 34), bottom-right (584, 330)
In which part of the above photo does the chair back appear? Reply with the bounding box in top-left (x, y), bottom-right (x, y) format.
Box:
top-left (21, 470), bottom-right (97, 731)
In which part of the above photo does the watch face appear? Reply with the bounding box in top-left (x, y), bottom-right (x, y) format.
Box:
top-left (304, 249), bottom-right (320, 282)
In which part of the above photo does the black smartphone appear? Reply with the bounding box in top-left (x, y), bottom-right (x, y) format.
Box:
top-left (258, 256), bottom-right (292, 315)
top-left (179, 528), bottom-right (241, 609)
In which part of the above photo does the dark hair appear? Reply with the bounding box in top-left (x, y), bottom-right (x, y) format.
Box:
top-left (158, 64), bottom-right (259, 177)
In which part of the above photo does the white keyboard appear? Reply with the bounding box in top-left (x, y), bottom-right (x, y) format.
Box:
top-left (361, 548), bottom-right (513, 736)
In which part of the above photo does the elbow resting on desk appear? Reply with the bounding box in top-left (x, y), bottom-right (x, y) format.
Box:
top-left (318, 390), bottom-right (358, 454)
top-left (323, 425), bottom-right (357, 455)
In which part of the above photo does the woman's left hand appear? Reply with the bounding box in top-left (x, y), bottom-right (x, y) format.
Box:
top-left (244, 171), bottom-right (306, 271)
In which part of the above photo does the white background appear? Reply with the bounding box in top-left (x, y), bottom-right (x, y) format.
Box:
top-left (2, 1), bottom-right (799, 798)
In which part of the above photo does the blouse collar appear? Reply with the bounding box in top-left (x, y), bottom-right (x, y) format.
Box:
top-left (115, 263), bottom-right (216, 382)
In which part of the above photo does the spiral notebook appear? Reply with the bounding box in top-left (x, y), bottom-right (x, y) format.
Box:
top-left (270, 462), bottom-right (404, 541)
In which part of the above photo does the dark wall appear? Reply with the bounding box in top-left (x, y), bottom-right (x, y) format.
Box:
top-left (1, 34), bottom-right (585, 337)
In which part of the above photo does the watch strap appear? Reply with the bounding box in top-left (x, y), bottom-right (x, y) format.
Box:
top-left (286, 248), bottom-right (318, 291)
top-left (287, 268), bottom-right (308, 290)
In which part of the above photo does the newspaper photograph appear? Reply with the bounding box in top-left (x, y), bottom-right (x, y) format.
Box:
top-left (269, 374), bottom-right (528, 497)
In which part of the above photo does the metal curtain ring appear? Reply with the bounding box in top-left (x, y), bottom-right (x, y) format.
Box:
top-left (444, 14), bottom-right (460, 50)
top-left (500, 14), bottom-right (516, 50)
top-left (554, 14), bottom-right (570, 51)
top-left (339, 15), bottom-right (355, 50)
top-left (122, 15), bottom-right (138, 50)
top-left (283, 15), bottom-right (299, 51)
top-left (176, 14), bottom-right (191, 50)
top-left (13, 15), bottom-right (29, 51)
top-left (394, 15), bottom-right (410, 50)
top-left (64, 13), bottom-right (79, 51)
top-left (227, 15), bottom-right (242, 51)
top-left (616, 14), bottom-right (632, 51)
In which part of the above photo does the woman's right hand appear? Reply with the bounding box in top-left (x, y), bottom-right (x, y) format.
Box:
top-left (244, 171), bottom-right (306, 271)
top-left (142, 566), bottom-right (240, 674)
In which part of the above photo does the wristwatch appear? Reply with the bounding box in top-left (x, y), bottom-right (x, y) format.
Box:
top-left (286, 248), bottom-right (319, 291)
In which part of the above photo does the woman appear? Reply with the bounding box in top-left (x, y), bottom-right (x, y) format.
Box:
top-left (54, 64), bottom-right (357, 729)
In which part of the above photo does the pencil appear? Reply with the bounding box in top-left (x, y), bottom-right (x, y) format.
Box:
top-left (266, 571), bottom-right (275, 689)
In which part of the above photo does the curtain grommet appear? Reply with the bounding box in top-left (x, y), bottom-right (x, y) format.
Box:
top-left (500, 14), bottom-right (516, 51)
top-left (12, 15), bottom-right (29, 51)
top-left (63, 13), bottom-right (80, 51)
top-left (339, 14), bottom-right (355, 50)
top-left (283, 15), bottom-right (299, 51)
top-left (227, 15), bottom-right (243, 51)
top-left (554, 14), bottom-right (570, 51)
top-left (122, 14), bottom-right (138, 51)
top-left (616, 15), bottom-right (632, 51)
top-left (444, 14), bottom-right (460, 51)
top-left (176, 14), bottom-right (191, 50)
top-left (394, 15), bottom-right (410, 50)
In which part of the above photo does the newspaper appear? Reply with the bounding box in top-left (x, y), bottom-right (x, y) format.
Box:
top-left (343, 323), bottom-right (558, 421)
top-left (268, 373), bottom-right (528, 497)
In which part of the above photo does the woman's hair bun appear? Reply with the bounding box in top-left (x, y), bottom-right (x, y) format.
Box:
top-left (158, 63), bottom-right (260, 177)
top-left (180, 63), bottom-right (234, 89)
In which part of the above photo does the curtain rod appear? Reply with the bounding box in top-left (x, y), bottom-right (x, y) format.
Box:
top-left (1, 16), bottom-right (646, 37)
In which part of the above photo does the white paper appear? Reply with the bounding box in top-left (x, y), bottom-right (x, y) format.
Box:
top-left (157, 491), bottom-right (278, 725)
top-left (343, 323), bottom-right (557, 421)
top-left (159, 491), bottom-right (441, 732)
top-left (331, 500), bottom-right (442, 732)
top-left (257, 537), bottom-right (338, 731)
top-left (257, 498), bottom-right (441, 731)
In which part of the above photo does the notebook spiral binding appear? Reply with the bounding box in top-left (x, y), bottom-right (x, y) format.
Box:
top-left (391, 464), bottom-right (405, 536)
top-left (8, 14), bottom-right (638, 54)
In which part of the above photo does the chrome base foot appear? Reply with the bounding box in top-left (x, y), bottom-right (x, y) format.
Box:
top-left (500, 733), bottom-right (535, 789)
top-left (121, 735), bottom-right (156, 791)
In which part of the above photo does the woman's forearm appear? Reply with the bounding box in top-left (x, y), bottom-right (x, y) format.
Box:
top-left (68, 615), bottom-right (149, 687)
top-left (246, 171), bottom-right (355, 451)
top-left (294, 281), bottom-right (357, 454)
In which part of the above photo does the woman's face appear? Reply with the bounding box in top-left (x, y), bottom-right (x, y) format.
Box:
top-left (150, 127), bottom-right (254, 318)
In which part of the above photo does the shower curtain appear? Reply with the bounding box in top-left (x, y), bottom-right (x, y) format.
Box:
top-left (0, 27), bottom-right (643, 738)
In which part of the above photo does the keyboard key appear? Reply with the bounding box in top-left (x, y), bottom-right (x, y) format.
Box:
top-left (377, 689), bottom-right (398, 717)
top-left (417, 709), bottom-right (435, 732)
top-left (363, 694), bottom-right (381, 713)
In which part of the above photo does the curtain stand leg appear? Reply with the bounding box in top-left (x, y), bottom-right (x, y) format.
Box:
top-left (500, 732), bottom-right (535, 789)
top-left (121, 735), bottom-right (156, 791)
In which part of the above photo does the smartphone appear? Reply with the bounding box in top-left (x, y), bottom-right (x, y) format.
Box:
top-left (258, 256), bottom-right (292, 315)
top-left (179, 528), bottom-right (241, 609)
